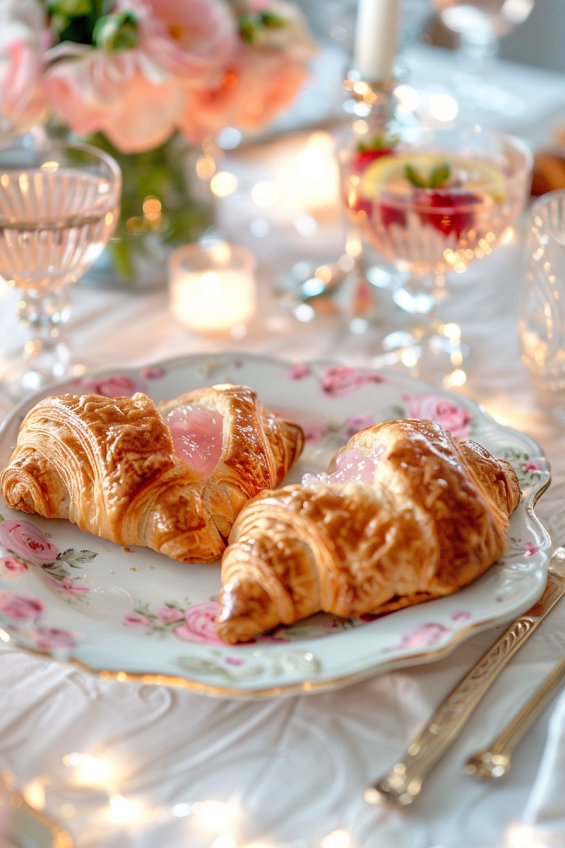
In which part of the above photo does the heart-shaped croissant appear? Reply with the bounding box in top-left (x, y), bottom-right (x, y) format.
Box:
top-left (0, 385), bottom-right (303, 562)
top-left (217, 419), bottom-right (521, 643)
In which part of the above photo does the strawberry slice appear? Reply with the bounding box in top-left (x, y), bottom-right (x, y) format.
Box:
top-left (352, 147), bottom-right (395, 173)
top-left (415, 189), bottom-right (480, 237)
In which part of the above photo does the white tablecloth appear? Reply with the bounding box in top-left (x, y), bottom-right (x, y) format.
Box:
top-left (2, 46), bottom-right (565, 848)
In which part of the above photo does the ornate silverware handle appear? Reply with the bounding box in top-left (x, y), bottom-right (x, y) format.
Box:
top-left (465, 651), bottom-right (565, 782)
top-left (365, 547), bottom-right (565, 808)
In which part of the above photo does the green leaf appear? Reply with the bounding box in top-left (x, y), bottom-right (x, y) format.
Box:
top-left (429, 162), bottom-right (451, 188)
top-left (238, 12), bottom-right (262, 43)
top-left (93, 11), bottom-right (138, 51)
top-left (404, 164), bottom-right (427, 188)
top-left (261, 10), bottom-right (287, 28)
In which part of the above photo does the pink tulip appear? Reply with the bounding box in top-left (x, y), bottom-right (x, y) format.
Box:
top-left (127, 0), bottom-right (237, 82)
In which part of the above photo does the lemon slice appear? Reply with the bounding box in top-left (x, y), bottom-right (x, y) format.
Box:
top-left (359, 153), bottom-right (507, 202)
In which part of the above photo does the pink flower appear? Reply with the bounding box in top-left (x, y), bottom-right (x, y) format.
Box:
top-left (33, 626), bottom-right (75, 650)
top-left (156, 607), bottom-right (185, 623)
top-left (451, 610), bottom-right (471, 623)
top-left (524, 542), bottom-right (540, 557)
top-left (286, 363), bottom-right (311, 380)
top-left (345, 412), bottom-right (374, 438)
top-left (0, 592), bottom-right (43, 622)
top-left (0, 0), bottom-right (49, 134)
top-left (139, 366), bottom-right (165, 380)
top-left (398, 622), bottom-right (451, 649)
top-left (522, 460), bottom-right (542, 472)
top-left (44, 47), bottom-right (185, 154)
top-left (0, 519), bottom-right (58, 566)
top-left (173, 601), bottom-right (223, 645)
top-left (320, 366), bottom-right (385, 399)
top-left (79, 374), bottom-right (144, 399)
top-left (130, 0), bottom-right (236, 81)
top-left (294, 418), bottom-right (328, 446)
top-left (224, 656), bottom-right (245, 666)
top-left (0, 556), bottom-right (28, 579)
top-left (48, 578), bottom-right (89, 596)
top-left (404, 394), bottom-right (473, 440)
top-left (122, 612), bottom-right (152, 629)
top-left (178, 41), bottom-right (310, 143)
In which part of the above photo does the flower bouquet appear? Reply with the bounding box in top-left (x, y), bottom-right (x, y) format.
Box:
top-left (2, 0), bottom-right (316, 284)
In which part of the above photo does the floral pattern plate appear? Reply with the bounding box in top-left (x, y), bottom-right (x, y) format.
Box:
top-left (0, 352), bottom-right (551, 699)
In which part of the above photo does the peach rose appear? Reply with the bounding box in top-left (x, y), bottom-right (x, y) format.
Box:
top-left (178, 41), bottom-right (309, 143)
top-left (128, 0), bottom-right (236, 82)
top-left (44, 46), bottom-right (185, 153)
top-left (0, 519), bottom-right (58, 566)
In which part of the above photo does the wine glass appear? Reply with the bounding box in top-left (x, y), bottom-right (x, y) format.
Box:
top-left (341, 123), bottom-right (532, 379)
top-left (431, 0), bottom-right (536, 118)
top-left (0, 137), bottom-right (121, 397)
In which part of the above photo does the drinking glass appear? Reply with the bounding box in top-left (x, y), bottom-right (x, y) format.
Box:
top-left (342, 123), bottom-right (532, 377)
top-left (432, 0), bottom-right (535, 118)
top-left (519, 190), bottom-right (565, 424)
top-left (0, 137), bottom-right (121, 396)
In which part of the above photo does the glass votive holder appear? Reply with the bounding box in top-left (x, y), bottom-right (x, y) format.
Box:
top-left (519, 189), bottom-right (565, 424)
top-left (169, 241), bottom-right (257, 335)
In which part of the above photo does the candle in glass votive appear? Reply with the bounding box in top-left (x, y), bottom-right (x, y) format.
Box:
top-left (169, 241), bottom-right (257, 334)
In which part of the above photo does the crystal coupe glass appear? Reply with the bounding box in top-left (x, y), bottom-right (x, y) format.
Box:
top-left (0, 138), bottom-right (121, 396)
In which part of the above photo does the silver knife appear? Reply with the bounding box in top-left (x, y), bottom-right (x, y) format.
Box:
top-left (365, 546), bottom-right (565, 808)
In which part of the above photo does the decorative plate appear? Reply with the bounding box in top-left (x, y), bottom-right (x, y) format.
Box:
top-left (0, 353), bottom-right (551, 699)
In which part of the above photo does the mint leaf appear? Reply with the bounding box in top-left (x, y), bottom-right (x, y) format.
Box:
top-left (404, 165), bottom-right (427, 188)
top-left (429, 162), bottom-right (451, 188)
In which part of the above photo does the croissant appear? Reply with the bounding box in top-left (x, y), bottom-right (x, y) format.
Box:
top-left (217, 419), bottom-right (521, 644)
top-left (0, 385), bottom-right (303, 563)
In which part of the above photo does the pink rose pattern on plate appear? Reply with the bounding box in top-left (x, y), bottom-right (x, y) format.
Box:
top-left (320, 366), bottom-right (386, 399)
top-left (403, 393), bottom-right (473, 439)
top-left (0, 556), bottom-right (28, 579)
top-left (0, 519), bottom-right (59, 566)
top-left (77, 374), bottom-right (146, 398)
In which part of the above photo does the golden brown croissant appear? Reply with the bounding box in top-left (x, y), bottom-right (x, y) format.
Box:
top-left (217, 419), bottom-right (521, 644)
top-left (0, 385), bottom-right (303, 563)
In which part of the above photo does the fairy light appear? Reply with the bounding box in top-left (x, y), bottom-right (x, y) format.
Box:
top-left (41, 161), bottom-right (59, 173)
top-left (63, 752), bottom-right (109, 788)
top-left (22, 778), bottom-right (47, 810)
top-left (210, 172), bottom-right (238, 197)
top-left (108, 794), bottom-right (142, 824)
top-left (0, 627), bottom-right (10, 642)
top-left (442, 323), bottom-right (461, 341)
top-left (212, 837), bottom-right (237, 848)
top-left (506, 825), bottom-right (547, 848)
top-left (196, 154), bottom-right (216, 180)
top-left (321, 831), bottom-right (351, 848)
top-left (443, 369), bottom-right (467, 388)
top-left (401, 348), bottom-right (419, 368)
top-left (251, 181), bottom-right (279, 208)
top-left (501, 227), bottom-right (514, 244)
top-left (429, 93), bottom-right (459, 122)
top-left (394, 84), bottom-right (419, 113)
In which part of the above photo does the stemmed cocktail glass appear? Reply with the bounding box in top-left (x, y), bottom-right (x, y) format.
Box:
top-left (0, 137), bottom-right (121, 398)
top-left (341, 123), bottom-right (532, 380)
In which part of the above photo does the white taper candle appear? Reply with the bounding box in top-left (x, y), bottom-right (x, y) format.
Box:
top-left (354, 0), bottom-right (400, 81)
